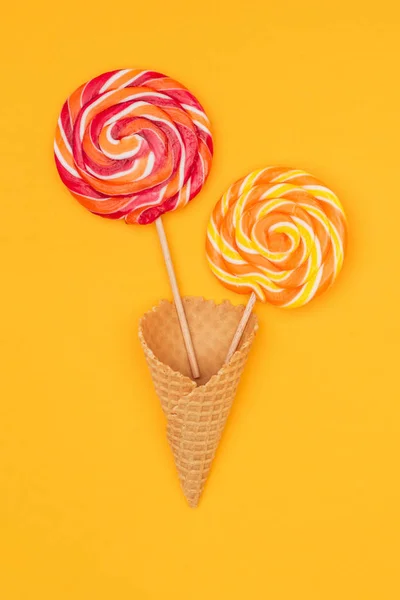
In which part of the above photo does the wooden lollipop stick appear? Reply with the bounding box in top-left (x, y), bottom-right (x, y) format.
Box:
top-left (225, 292), bottom-right (257, 364)
top-left (155, 217), bottom-right (200, 379)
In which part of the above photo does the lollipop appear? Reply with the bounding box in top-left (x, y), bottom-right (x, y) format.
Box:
top-left (206, 167), bottom-right (347, 361)
top-left (54, 69), bottom-right (213, 378)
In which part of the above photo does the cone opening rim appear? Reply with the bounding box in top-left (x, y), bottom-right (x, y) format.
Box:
top-left (138, 296), bottom-right (258, 395)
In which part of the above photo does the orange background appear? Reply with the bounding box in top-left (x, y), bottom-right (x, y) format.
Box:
top-left (1, 1), bottom-right (400, 598)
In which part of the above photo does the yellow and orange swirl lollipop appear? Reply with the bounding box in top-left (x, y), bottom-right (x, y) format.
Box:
top-left (206, 167), bottom-right (347, 358)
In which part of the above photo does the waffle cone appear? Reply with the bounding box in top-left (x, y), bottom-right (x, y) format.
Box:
top-left (139, 296), bottom-right (258, 508)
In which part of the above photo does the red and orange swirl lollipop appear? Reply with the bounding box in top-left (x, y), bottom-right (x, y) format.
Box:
top-left (55, 69), bottom-right (213, 378)
top-left (206, 167), bottom-right (347, 361)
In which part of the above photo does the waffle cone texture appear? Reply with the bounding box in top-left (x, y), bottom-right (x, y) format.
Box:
top-left (139, 297), bottom-right (258, 507)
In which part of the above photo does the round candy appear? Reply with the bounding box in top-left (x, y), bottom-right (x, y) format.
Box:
top-left (54, 69), bottom-right (213, 225)
top-left (206, 167), bottom-right (347, 309)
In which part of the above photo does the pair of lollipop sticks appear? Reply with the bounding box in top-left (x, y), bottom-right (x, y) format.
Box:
top-left (54, 69), bottom-right (347, 381)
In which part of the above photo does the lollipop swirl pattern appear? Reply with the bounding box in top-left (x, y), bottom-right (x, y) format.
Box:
top-left (206, 167), bottom-right (347, 308)
top-left (55, 69), bottom-right (213, 224)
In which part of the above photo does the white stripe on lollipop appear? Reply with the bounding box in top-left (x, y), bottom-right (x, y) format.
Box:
top-left (54, 141), bottom-right (80, 177)
top-left (79, 90), bottom-right (114, 140)
top-left (207, 229), bottom-right (246, 266)
top-left (192, 120), bottom-right (212, 136)
top-left (281, 263), bottom-right (324, 308)
top-left (135, 152), bottom-right (156, 180)
top-left (58, 118), bottom-right (73, 154)
top-left (86, 151), bottom-right (155, 181)
top-left (105, 127), bottom-right (120, 145)
top-left (99, 69), bottom-right (131, 93)
top-left (102, 140), bottom-right (144, 161)
top-left (102, 96), bottom-right (168, 127)
top-left (303, 185), bottom-right (344, 212)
